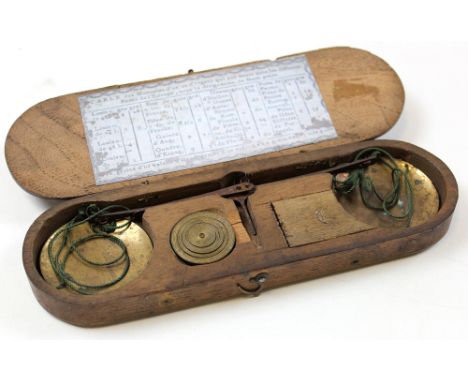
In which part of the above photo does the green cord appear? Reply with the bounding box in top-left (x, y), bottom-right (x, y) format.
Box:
top-left (47, 204), bottom-right (132, 295)
top-left (47, 149), bottom-right (412, 295)
top-left (332, 147), bottom-right (414, 225)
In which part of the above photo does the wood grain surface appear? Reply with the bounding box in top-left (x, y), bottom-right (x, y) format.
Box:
top-left (20, 141), bottom-right (458, 326)
top-left (272, 191), bottom-right (373, 246)
top-left (5, 47), bottom-right (404, 199)
top-left (7, 46), bottom-right (457, 327)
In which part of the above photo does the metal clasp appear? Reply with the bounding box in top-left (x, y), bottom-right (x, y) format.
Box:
top-left (237, 272), bottom-right (269, 297)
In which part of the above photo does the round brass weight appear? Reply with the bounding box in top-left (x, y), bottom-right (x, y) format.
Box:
top-left (40, 221), bottom-right (153, 294)
top-left (171, 211), bottom-right (236, 265)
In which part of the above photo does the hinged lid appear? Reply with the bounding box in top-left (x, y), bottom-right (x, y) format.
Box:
top-left (5, 47), bottom-right (404, 199)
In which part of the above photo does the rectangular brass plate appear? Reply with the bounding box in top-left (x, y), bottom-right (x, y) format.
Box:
top-left (272, 191), bottom-right (372, 247)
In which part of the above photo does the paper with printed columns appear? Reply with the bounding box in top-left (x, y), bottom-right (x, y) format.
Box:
top-left (79, 55), bottom-right (337, 185)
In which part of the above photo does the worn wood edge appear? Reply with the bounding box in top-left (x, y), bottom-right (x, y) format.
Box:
top-left (23, 140), bottom-right (459, 291)
top-left (5, 46), bottom-right (404, 199)
top-left (28, 213), bottom-right (453, 327)
top-left (21, 140), bottom-right (458, 326)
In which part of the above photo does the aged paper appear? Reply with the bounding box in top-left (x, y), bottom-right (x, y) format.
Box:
top-left (79, 55), bottom-right (337, 185)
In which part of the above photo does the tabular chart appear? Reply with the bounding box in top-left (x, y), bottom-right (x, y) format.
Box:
top-left (79, 55), bottom-right (337, 185)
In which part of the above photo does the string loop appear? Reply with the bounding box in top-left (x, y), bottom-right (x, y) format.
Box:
top-left (47, 204), bottom-right (132, 295)
top-left (332, 148), bottom-right (414, 225)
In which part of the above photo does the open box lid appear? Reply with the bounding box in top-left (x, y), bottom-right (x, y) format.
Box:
top-left (5, 47), bottom-right (404, 199)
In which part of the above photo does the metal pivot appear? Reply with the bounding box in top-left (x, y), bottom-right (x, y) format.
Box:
top-left (221, 182), bottom-right (257, 237)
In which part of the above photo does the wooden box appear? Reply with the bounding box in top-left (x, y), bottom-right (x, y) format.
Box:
top-left (5, 47), bottom-right (458, 327)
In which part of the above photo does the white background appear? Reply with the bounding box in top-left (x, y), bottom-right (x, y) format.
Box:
top-left (1, 0), bottom-right (467, 380)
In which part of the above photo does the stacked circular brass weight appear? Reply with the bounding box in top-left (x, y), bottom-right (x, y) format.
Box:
top-left (170, 210), bottom-right (236, 265)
